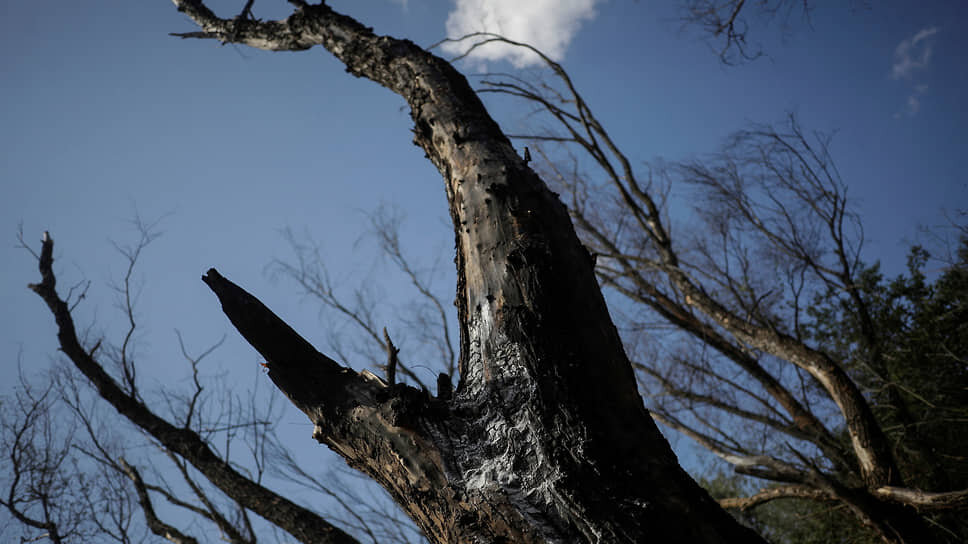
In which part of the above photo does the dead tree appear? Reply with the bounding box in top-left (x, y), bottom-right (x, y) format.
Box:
top-left (159, 1), bottom-right (761, 542)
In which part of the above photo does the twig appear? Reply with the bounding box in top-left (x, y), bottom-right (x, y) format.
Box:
top-left (383, 327), bottom-right (399, 386)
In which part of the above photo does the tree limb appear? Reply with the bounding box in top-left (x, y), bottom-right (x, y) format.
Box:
top-left (719, 484), bottom-right (835, 511)
top-left (28, 233), bottom-right (359, 544)
top-left (872, 486), bottom-right (968, 511)
top-left (119, 458), bottom-right (201, 544)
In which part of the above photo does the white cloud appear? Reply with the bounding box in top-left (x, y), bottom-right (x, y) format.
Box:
top-left (442, 0), bottom-right (601, 68)
top-left (891, 26), bottom-right (939, 80)
top-left (890, 27), bottom-right (938, 118)
top-left (905, 94), bottom-right (920, 115)
top-left (894, 84), bottom-right (929, 119)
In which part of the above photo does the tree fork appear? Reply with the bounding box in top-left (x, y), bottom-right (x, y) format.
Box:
top-left (178, 1), bottom-right (767, 542)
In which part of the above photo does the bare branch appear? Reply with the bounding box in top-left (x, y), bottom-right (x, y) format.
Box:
top-left (383, 327), bottom-right (399, 386)
top-left (28, 232), bottom-right (359, 544)
top-left (679, 0), bottom-right (812, 64)
top-left (270, 228), bottom-right (429, 389)
top-left (719, 484), bottom-right (835, 511)
top-left (652, 412), bottom-right (810, 484)
top-left (368, 208), bottom-right (457, 377)
top-left (119, 458), bottom-right (200, 544)
top-left (872, 486), bottom-right (968, 511)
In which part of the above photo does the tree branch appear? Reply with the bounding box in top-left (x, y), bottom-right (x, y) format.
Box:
top-left (872, 486), bottom-right (968, 511)
top-left (652, 412), bottom-right (811, 484)
top-left (28, 233), bottom-right (359, 544)
top-left (119, 458), bottom-right (200, 544)
top-left (719, 484), bottom-right (835, 511)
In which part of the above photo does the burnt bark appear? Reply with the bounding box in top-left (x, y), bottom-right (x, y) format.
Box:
top-left (470, 51), bottom-right (954, 539)
top-left (172, 1), bottom-right (767, 542)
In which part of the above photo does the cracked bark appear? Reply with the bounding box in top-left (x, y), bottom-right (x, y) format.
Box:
top-left (175, 1), bottom-right (766, 542)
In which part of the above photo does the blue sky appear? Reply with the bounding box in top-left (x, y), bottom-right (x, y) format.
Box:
top-left (1, 0), bottom-right (966, 535)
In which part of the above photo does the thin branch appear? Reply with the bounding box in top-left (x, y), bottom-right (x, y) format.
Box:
top-left (383, 328), bottom-right (399, 386)
top-left (719, 484), bottom-right (834, 511)
top-left (119, 458), bottom-right (200, 544)
top-left (27, 232), bottom-right (359, 544)
top-left (872, 486), bottom-right (968, 510)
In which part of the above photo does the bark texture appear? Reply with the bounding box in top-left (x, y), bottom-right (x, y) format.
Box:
top-left (173, 1), bottom-right (767, 542)
top-left (466, 43), bottom-right (959, 540)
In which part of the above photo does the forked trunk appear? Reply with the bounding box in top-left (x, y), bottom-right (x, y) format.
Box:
top-left (187, 2), bottom-right (767, 542)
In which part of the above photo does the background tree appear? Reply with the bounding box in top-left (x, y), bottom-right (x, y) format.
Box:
top-left (701, 469), bottom-right (879, 544)
top-left (697, 235), bottom-right (968, 544)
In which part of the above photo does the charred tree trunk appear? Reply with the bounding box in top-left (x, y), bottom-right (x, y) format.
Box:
top-left (169, 1), bottom-right (767, 542)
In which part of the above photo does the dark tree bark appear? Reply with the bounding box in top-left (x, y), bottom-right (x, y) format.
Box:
top-left (464, 44), bottom-right (956, 540)
top-left (169, 1), bottom-right (766, 543)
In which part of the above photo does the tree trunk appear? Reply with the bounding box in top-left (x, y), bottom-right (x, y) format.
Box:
top-left (177, 1), bottom-right (767, 542)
